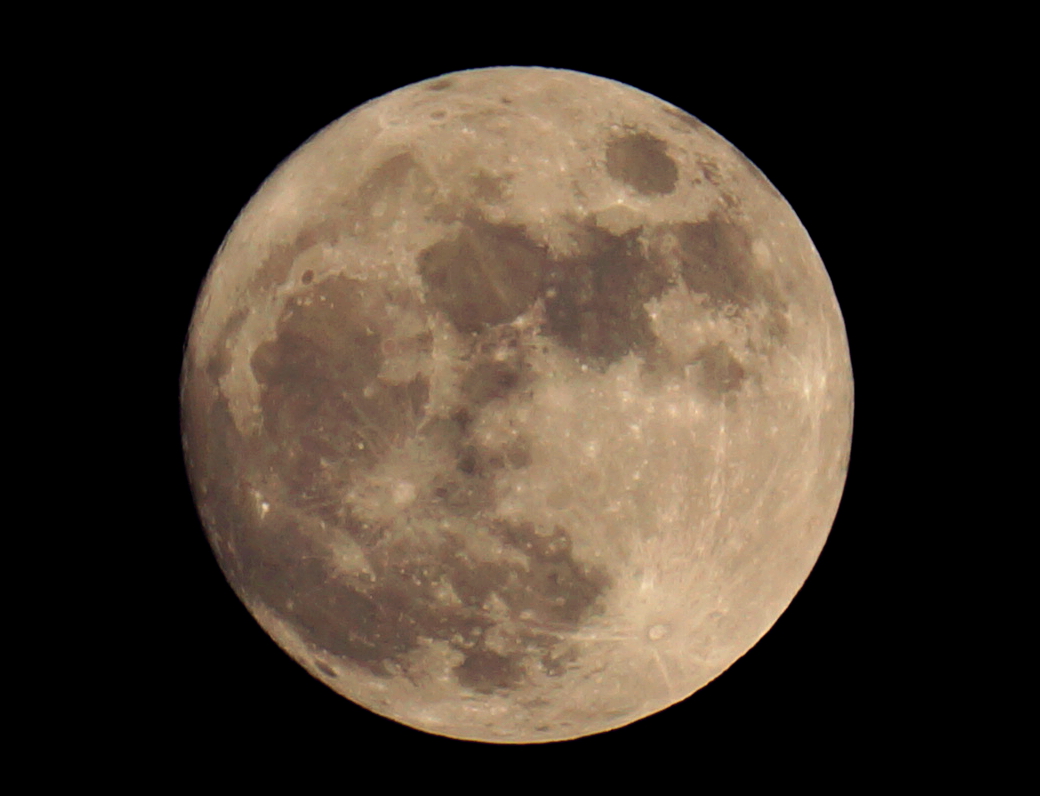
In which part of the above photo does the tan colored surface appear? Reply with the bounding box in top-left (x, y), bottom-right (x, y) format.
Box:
top-left (181, 67), bottom-right (852, 743)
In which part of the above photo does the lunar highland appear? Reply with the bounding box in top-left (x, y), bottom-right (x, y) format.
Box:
top-left (180, 67), bottom-right (853, 743)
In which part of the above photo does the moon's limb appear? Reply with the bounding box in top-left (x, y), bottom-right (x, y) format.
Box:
top-left (181, 67), bottom-right (853, 743)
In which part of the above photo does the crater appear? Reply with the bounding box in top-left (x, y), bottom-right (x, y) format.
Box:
top-left (647, 623), bottom-right (668, 641)
top-left (315, 660), bottom-right (338, 678)
top-left (697, 157), bottom-right (722, 187)
top-left (605, 131), bottom-right (679, 195)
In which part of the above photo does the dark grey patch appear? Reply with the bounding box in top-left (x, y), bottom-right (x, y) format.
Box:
top-left (182, 387), bottom-right (256, 584)
top-left (469, 170), bottom-right (508, 203)
top-left (459, 325), bottom-right (529, 406)
top-left (231, 515), bottom-right (427, 677)
top-left (346, 153), bottom-right (435, 237)
top-left (441, 521), bottom-right (609, 693)
top-left (456, 444), bottom-right (480, 475)
top-left (222, 307), bottom-right (249, 339)
top-left (669, 214), bottom-right (759, 309)
top-left (419, 412), bottom-right (470, 453)
top-left (503, 436), bottom-right (532, 469)
top-left (543, 224), bottom-right (672, 367)
top-left (254, 219), bottom-right (339, 290)
top-left (838, 443), bottom-right (851, 478)
top-left (541, 645), bottom-right (578, 678)
top-left (301, 269), bottom-right (314, 285)
top-left (417, 218), bottom-right (545, 334)
top-left (605, 131), bottom-right (678, 195)
top-left (443, 544), bottom-right (513, 607)
top-left (315, 661), bottom-right (337, 678)
top-left (764, 310), bottom-right (789, 344)
top-left (205, 347), bottom-right (232, 381)
top-left (226, 507), bottom-right (608, 688)
top-left (359, 153), bottom-right (419, 200)
top-left (500, 96), bottom-right (512, 105)
top-left (742, 156), bottom-right (783, 201)
top-left (491, 522), bottom-right (609, 625)
top-left (663, 106), bottom-right (703, 131)
top-left (427, 78), bottom-right (454, 91)
top-left (250, 276), bottom-right (429, 500)
top-left (430, 110), bottom-right (447, 120)
top-left (430, 469), bottom-right (496, 515)
top-left (423, 331), bottom-right (533, 503)
top-left (202, 283), bottom-right (609, 686)
top-left (695, 343), bottom-right (746, 394)
top-left (455, 650), bottom-right (524, 693)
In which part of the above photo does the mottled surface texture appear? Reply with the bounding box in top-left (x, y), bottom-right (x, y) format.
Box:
top-left (181, 68), bottom-right (853, 743)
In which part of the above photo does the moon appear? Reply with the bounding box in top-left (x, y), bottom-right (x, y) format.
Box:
top-left (180, 66), bottom-right (853, 743)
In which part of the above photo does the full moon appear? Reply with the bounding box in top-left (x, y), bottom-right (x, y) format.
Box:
top-left (180, 67), bottom-right (853, 743)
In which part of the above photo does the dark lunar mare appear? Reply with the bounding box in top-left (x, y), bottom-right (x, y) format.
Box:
top-left (186, 199), bottom-right (782, 694)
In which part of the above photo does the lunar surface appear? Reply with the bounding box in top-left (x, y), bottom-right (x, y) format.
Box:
top-left (181, 67), bottom-right (853, 743)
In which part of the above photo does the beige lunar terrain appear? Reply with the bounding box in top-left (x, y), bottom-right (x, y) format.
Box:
top-left (181, 67), bottom-right (853, 742)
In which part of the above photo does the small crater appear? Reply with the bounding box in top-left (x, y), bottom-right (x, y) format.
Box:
top-left (697, 157), bottom-right (722, 186)
top-left (301, 269), bottom-right (314, 285)
top-left (504, 437), bottom-right (532, 469)
top-left (456, 444), bottom-right (480, 475)
top-left (427, 78), bottom-right (454, 91)
top-left (430, 109), bottom-right (447, 120)
top-left (315, 660), bottom-right (337, 678)
top-left (605, 131), bottom-right (679, 195)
